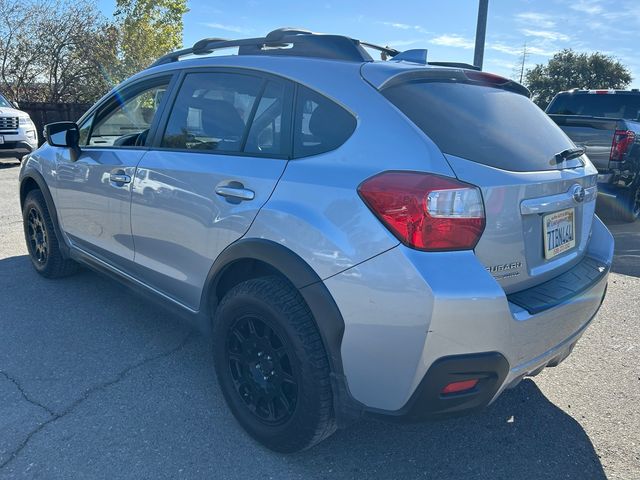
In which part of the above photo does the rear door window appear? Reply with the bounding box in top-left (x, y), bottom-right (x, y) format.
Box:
top-left (244, 80), bottom-right (292, 156)
top-left (162, 72), bottom-right (263, 152)
top-left (383, 81), bottom-right (577, 172)
top-left (293, 86), bottom-right (356, 158)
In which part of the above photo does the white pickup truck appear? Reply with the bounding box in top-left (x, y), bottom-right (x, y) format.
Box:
top-left (0, 93), bottom-right (38, 161)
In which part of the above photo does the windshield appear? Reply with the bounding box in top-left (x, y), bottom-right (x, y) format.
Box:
top-left (0, 94), bottom-right (11, 108)
top-left (547, 93), bottom-right (640, 120)
top-left (383, 81), bottom-right (576, 172)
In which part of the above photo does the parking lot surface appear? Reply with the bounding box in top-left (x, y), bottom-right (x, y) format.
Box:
top-left (0, 160), bottom-right (638, 479)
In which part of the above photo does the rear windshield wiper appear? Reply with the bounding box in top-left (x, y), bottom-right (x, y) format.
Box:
top-left (552, 147), bottom-right (585, 164)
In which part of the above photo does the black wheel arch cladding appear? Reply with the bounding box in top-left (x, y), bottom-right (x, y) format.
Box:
top-left (203, 238), bottom-right (364, 425)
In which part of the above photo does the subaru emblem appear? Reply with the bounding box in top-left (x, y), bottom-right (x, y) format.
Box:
top-left (572, 184), bottom-right (586, 203)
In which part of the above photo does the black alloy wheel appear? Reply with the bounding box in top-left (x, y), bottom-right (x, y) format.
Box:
top-left (212, 275), bottom-right (336, 452)
top-left (226, 314), bottom-right (298, 425)
top-left (22, 189), bottom-right (77, 277)
top-left (27, 206), bottom-right (48, 265)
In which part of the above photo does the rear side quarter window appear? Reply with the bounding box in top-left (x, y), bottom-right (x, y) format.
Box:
top-left (293, 86), bottom-right (356, 158)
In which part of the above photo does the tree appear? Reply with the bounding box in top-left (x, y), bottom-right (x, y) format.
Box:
top-left (0, 0), bottom-right (189, 103)
top-left (0, 0), bottom-right (119, 103)
top-left (0, 0), bottom-right (46, 101)
top-left (525, 49), bottom-right (632, 108)
top-left (37, 1), bottom-right (119, 102)
top-left (115, 0), bottom-right (189, 78)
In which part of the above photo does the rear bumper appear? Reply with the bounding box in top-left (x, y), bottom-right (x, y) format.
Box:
top-left (324, 216), bottom-right (614, 416)
top-left (498, 295), bottom-right (601, 394)
top-left (597, 173), bottom-right (614, 184)
top-left (370, 352), bottom-right (510, 421)
top-left (368, 285), bottom-right (606, 422)
top-left (597, 164), bottom-right (638, 192)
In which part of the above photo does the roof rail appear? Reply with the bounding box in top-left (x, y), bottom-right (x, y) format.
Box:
top-left (149, 28), bottom-right (489, 71)
top-left (150, 27), bottom-right (401, 68)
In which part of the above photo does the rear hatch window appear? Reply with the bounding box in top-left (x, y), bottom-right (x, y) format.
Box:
top-left (547, 93), bottom-right (640, 120)
top-left (382, 80), bottom-right (577, 172)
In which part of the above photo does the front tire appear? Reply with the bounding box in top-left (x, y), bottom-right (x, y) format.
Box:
top-left (212, 276), bottom-right (336, 452)
top-left (22, 189), bottom-right (77, 278)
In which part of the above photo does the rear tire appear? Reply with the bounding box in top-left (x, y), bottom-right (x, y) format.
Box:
top-left (212, 275), bottom-right (336, 452)
top-left (22, 189), bottom-right (78, 278)
top-left (611, 184), bottom-right (640, 222)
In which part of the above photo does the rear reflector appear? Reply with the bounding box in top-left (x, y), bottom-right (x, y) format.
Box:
top-left (358, 172), bottom-right (486, 251)
top-left (610, 129), bottom-right (635, 161)
top-left (441, 379), bottom-right (479, 395)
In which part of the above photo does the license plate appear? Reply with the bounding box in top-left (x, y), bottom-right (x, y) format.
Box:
top-left (543, 208), bottom-right (576, 259)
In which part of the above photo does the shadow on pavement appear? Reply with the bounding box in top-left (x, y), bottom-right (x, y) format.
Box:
top-left (299, 379), bottom-right (606, 479)
top-left (0, 254), bottom-right (606, 479)
top-left (0, 160), bottom-right (20, 169)
top-left (597, 203), bottom-right (640, 278)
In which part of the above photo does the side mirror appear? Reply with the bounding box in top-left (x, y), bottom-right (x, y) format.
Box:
top-left (44, 121), bottom-right (80, 148)
top-left (44, 121), bottom-right (81, 160)
top-left (12, 101), bottom-right (19, 109)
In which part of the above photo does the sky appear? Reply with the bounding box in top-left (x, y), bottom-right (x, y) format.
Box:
top-left (97, 0), bottom-right (640, 87)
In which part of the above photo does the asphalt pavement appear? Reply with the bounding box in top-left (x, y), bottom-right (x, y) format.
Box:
top-left (0, 159), bottom-right (638, 479)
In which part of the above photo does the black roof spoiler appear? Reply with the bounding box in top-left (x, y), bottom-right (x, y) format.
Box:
top-left (427, 62), bottom-right (481, 71)
top-left (378, 69), bottom-right (530, 97)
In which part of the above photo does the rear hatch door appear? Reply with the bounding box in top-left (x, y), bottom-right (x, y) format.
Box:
top-left (375, 67), bottom-right (598, 293)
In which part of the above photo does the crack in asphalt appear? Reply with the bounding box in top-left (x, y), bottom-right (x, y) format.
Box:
top-left (0, 332), bottom-right (193, 471)
top-left (0, 371), bottom-right (57, 417)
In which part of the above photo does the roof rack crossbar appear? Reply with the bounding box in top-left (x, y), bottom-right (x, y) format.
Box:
top-left (149, 28), bottom-right (407, 68)
top-left (238, 34), bottom-right (373, 61)
top-left (265, 27), bottom-right (314, 43)
top-left (360, 41), bottom-right (400, 57)
top-left (151, 46), bottom-right (201, 68)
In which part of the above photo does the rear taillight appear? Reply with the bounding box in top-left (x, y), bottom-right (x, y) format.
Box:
top-left (358, 172), bottom-right (486, 251)
top-left (610, 129), bottom-right (635, 161)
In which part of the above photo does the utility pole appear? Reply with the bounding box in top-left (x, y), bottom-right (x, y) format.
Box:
top-left (473, 0), bottom-right (489, 69)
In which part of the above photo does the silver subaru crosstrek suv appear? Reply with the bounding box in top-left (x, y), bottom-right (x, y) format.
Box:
top-left (19, 29), bottom-right (614, 452)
